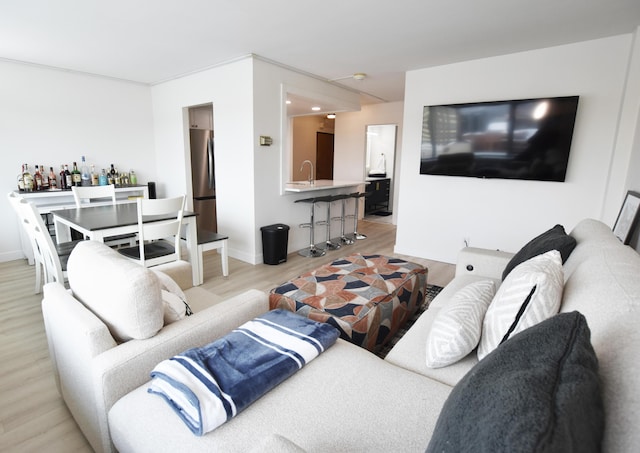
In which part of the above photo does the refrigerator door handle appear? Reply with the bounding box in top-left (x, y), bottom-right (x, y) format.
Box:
top-left (207, 136), bottom-right (214, 190)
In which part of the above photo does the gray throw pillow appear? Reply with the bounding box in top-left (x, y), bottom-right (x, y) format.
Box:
top-left (426, 311), bottom-right (603, 453)
top-left (502, 224), bottom-right (576, 280)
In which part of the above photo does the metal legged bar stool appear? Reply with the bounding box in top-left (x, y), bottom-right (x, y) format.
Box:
top-left (332, 193), bottom-right (354, 245)
top-left (350, 192), bottom-right (368, 240)
top-left (315, 195), bottom-right (341, 251)
top-left (294, 197), bottom-right (326, 258)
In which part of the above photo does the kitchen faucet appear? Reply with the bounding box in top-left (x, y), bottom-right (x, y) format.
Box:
top-left (300, 160), bottom-right (314, 184)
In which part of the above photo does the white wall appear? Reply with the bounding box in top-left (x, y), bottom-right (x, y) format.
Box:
top-left (150, 58), bottom-right (256, 263)
top-left (396, 34), bottom-right (640, 264)
top-left (0, 60), bottom-right (154, 261)
top-left (251, 58), bottom-right (361, 262)
top-left (151, 57), bottom-right (360, 264)
top-left (608, 27), bottom-right (640, 218)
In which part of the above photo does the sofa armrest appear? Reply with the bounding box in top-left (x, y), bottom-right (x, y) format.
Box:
top-left (92, 289), bottom-right (269, 443)
top-left (455, 247), bottom-right (514, 280)
top-left (42, 282), bottom-right (120, 452)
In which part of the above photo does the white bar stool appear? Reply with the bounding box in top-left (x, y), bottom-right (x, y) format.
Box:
top-left (294, 197), bottom-right (326, 257)
top-left (316, 195), bottom-right (341, 251)
top-left (332, 193), bottom-right (354, 245)
top-left (349, 192), bottom-right (368, 240)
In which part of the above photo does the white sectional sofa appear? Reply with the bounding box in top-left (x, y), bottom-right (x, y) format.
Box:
top-left (41, 241), bottom-right (270, 453)
top-left (42, 219), bottom-right (640, 452)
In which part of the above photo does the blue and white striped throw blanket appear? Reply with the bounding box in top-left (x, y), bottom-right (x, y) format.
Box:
top-left (148, 309), bottom-right (339, 435)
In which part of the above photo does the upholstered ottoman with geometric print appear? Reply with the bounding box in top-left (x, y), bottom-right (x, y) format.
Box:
top-left (269, 254), bottom-right (428, 352)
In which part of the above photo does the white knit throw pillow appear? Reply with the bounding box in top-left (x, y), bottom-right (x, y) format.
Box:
top-left (426, 280), bottom-right (496, 368)
top-left (478, 250), bottom-right (564, 361)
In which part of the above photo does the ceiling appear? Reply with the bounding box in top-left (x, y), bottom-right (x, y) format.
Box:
top-left (2, 0), bottom-right (640, 104)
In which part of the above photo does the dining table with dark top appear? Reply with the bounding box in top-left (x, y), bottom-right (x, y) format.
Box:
top-left (52, 202), bottom-right (201, 286)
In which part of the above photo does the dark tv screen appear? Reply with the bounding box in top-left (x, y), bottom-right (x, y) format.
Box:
top-left (419, 96), bottom-right (579, 182)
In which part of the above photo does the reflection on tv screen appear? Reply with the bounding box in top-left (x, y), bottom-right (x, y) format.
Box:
top-left (419, 96), bottom-right (579, 182)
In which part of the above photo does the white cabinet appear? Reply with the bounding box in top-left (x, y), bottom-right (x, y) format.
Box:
top-left (189, 106), bottom-right (213, 129)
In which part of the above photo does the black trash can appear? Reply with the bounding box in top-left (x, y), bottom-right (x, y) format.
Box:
top-left (260, 223), bottom-right (289, 265)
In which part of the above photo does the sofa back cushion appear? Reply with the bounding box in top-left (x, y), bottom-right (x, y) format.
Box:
top-left (561, 218), bottom-right (640, 452)
top-left (67, 240), bottom-right (164, 342)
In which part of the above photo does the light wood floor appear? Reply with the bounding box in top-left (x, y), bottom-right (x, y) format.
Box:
top-left (0, 220), bottom-right (454, 452)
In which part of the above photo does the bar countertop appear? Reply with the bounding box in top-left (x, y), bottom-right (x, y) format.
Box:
top-left (284, 180), bottom-right (364, 193)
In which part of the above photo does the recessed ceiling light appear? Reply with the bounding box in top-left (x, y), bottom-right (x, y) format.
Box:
top-left (311, 106), bottom-right (321, 111)
top-left (327, 113), bottom-right (336, 119)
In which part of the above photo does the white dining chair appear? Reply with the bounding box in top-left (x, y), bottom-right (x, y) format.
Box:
top-left (118, 195), bottom-right (185, 268)
top-left (71, 185), bottom-right (137, 247)
top-left (72, 184), bottom-right (118, 207)
top-left (8, 193), bottom-right (80, 289)
top-left (8, 192), bottom-right (45, 292)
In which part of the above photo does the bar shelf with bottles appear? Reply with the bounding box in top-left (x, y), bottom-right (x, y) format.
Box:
top-left (17, 158), bottom-right (141, 193)
top-left (15, 158), bottom-right (149, 214)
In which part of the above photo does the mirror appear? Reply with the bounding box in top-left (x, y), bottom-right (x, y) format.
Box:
top-left (366, 124), bottom-right (397, 178)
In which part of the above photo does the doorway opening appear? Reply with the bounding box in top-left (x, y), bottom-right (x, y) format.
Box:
top-left (290, 114), bottom-right (335, 181)
top-left (316, 132), bottom-right (334, 180)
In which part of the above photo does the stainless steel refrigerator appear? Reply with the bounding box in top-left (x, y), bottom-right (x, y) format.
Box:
top-left (189, 129), bottom-right (217, 232)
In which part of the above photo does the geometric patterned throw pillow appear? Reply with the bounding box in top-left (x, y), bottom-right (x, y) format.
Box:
top-left (478, 250), bottom-right (564, 361)
top-left (426, 280), bottom-right (496, 368)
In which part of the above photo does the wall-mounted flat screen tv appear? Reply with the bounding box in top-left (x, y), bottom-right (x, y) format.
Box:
top-left (419, 95), bottom-right (579, 182)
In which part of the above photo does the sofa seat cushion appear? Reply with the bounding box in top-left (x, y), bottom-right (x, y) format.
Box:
top-left (109, 339), bottom-right (452, 452)
top-left (427, 311), bottom-right (604, 453)
top-left (148, 310), bottom-right (340, 435)
top-left (67, 240), bottom-right (164, 342)
top-left (384, 275), bottom-right (485, 386)
top-left (249, 434), bottom-right (306, 453)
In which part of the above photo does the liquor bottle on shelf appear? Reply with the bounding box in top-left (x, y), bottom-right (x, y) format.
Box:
top-left (34, 165), bottom-right (43, 191)
top-left (114, 168), bottom-right (121, 186)
top-left (81, 156), bottom-right (90, 186)
top-left (129, 170), bottom-right (138, 185)
top-left (49, 167), bottom-right (57, 189)
top-left (90, 165), bottom-right (99, 186)
top-left (71, 162), bottom-right (82, 187)
top-left (17, 165), bottom-right (25, 191)
top-left (41, 164), bottom-right (49, 189)
top-left (59, 165), bottom-right (67, 190)
top-left (23, 164), bottom-right (34, 192)
top-left (64, 164), bottom-right (72, 189)
top-left (99, 169), bottom-right (108, 186)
